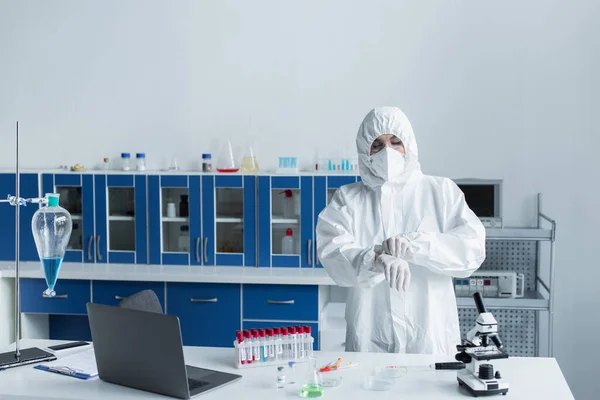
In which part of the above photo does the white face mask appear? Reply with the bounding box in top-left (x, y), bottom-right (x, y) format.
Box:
top-left (369, 147), bottom-right (406, 181)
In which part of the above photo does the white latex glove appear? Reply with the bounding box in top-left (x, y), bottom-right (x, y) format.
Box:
top-left (376, 254), bottom-right (411, 291)
top-left (383, 236), bottom-right (411, 259)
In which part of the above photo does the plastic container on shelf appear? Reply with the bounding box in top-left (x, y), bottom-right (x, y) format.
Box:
top-left (178, 225), bottom-right (190, 252)
top-left (121, 153), bottom-right (131, 171)
top-left (136, 153), bottom-right (146, 171)
top-left (282, 228), bottom-right (294, 254)
top-left (202, 154), bottom-right (212, 172)
top-left (280, 190), bottom-right (294, 218)
top-left (179, 195), bottom-right (189, 217)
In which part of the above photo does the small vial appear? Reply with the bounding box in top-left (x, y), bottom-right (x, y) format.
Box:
top-left (136, 153), bottom-right (146, 171)
top-left (202, 153), bottom-right (212, 172)
top-left (102, 157), bottom-right (110, 170)
top-left (121, 153), bottom-right (131, 171)
top-left (288, 361), bottom-right (296, 384)
top-left (277, 366), bottom-right (286, 388)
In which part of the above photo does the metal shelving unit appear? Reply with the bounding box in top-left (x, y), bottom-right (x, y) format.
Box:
top-left (456, 194), bottom-right (556, 357)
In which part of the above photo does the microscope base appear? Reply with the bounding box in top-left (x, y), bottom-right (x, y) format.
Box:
top-left (457, 370), bottom-right (509, 397)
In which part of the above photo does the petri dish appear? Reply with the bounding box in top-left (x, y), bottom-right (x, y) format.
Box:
top-left (363, 375), bottom-right (393, 391)
top-left (383, 366), bottom-right (408, 379)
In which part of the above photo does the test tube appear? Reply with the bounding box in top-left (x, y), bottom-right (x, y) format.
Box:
top-left (281, 327), bottom-right (289, 359)
top-left (259, 329), bottom-right (268, 362)
top-left (236, 331), bottom-right (245, 365)
top-left (296, 326), bottom-right (305, 359)
top-left (304, 326), bottom-right (313, 357)
top-left (251, 329), bottom-right (260, 363)
top-left (274, 327), bottom-right (283, 360)
top-left (243, 330), bottom-right (252, 364)
top-left (288, 326), bottom-right (298, 360)
top-left (267, 328), bottom-right (276, 361)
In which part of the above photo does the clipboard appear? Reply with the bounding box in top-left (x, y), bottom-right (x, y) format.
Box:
top-left (34, 364), bottom-right (97, 380)
top-left (33, 348), bottom-right (98, 380)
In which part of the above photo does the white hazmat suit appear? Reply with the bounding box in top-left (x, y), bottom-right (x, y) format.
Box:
top-left (316, 107), bottom-right (486, 355)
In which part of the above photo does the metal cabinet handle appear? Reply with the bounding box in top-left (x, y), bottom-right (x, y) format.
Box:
top-left (203, 237), bottom-right (208, 263)
top-left (190, 298), bottom-right (218, 303)
top-left (195, 237), bottom-right (201, 263)
top-left (307, 239), bottom-right (312, 265)
top-left (87, 235), bottom-right (94, 261)
top-left (43, 294), bottom-right (68, 299)
top-left (115, 295), bottom-right (127, 300)
top-left (267, 300), bottom-right (295, 305)
top-left (96, 235), bottom-right (102, 261)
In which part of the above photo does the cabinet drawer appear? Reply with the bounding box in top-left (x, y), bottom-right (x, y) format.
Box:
top-left (242, 321), bottom-right (319, 351)
top-left (92, 281), bottom-right (165, 308)
top-left (243, 285), bottom-right (318, 321)
top-left (167, 283), bottom-right (241, 347)
top-left (21, 279), bottom-right (90, 314)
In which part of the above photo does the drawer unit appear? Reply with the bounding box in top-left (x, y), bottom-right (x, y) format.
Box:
top-left (92, 281), bottom-right (165, 308)
top-left (167, 282), bottom-right (241, 347)
top-left (243, 284), bottom-right (318, 321)
top-left (20, 279), bottom-right (91, 314)
top-left (241, 321), bottom-right (319, 350)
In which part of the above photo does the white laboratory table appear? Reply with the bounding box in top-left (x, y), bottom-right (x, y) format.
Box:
top-left (0, 339), bottom-right (573, 400)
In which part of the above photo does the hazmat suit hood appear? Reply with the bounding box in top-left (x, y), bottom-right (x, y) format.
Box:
top-left (357, 107), bottom-right (422, 187)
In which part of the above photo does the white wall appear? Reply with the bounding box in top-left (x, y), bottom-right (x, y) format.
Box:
top-left (1, 1), bottom-right (598, 398)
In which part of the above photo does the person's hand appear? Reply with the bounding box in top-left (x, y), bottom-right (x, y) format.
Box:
top-left (383, 236), bottom-right (411, 259)
top-left (376, 254), bottom-right (411, 291)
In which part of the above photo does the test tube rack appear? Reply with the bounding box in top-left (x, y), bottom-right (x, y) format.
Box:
top-left (233, 337), bottom-right (314, 369)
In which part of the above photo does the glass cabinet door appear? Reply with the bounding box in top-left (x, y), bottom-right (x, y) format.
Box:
top-left (258, 176), bottom-right (313, 268)
top-left (42, 173), bottom-right (95, 263)
top-left (95, 175), bottom-right (147, 264)
top-left (202, 175), bottom-right (256, 267)
top-left (313, 175), bottom-right (357, 268)
top-left (149, 175), bottom-right (202, 265)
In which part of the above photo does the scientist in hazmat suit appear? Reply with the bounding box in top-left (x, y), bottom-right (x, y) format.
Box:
top-left (316, 107), bottom-right (486, 356)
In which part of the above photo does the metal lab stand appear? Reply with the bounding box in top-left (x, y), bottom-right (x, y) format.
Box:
top-left (457, 193), bottom-right (556, 357)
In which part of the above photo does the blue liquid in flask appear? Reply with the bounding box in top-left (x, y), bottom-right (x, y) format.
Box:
top-left (42, 257), bottom-right (63, 297)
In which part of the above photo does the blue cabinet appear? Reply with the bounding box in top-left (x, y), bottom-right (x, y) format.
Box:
top-left (149, 175), bottom-right (202, 265)
top-left (95, 175), bottom-right (148, 264)
top-left (92, 281), bottom-right (165, 308)
top-left (258, 176), bottom-right (313, 268)
top-left (42, 173), bottom-right (96, 263)
top-left (243, 284), bottom-right (318, 321)
top-left (167, 282), bottom-right (241, 347)
top-left (21, 279), bottom-right (91, 314)
top-left (0, 173), bottom-right (40, 261)
top-left (202, 175), bottom-right (256, 267)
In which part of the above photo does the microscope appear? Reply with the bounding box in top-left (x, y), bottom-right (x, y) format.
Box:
top-left (455, 292), bottom-right (509, 397)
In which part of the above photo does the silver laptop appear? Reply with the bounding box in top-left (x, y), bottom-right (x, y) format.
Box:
top-left (87, 302), bottom-right (241, 399)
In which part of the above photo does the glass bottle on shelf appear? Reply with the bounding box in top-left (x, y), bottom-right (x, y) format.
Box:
top-left (31, 193), bottom-right (73, 297)
top-left (178, 225), bottom-right (190, 252)
top-left (179, 195), bottom-right (189, 217)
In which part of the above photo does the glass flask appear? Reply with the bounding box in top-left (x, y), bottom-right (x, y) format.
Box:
top-left (241, 145), bottom-right (259, 173)
top-left (216, 139), bottom-right (239, 173)
top-left (299, 358), bottom-right (324, 398)
top-left (31, 193), bottom-right (72, 297)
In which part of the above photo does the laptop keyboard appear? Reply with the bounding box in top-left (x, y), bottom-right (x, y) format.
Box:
top-left (188, 378), bottom-right (209, 391)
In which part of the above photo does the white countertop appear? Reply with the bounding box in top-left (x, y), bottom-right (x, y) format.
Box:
top-left (0, 262), bottom-right (336, 285)
top-left (0, 339), bottom-right (573, 400)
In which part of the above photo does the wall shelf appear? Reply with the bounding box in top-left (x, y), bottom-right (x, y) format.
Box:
top-left (456, 290), bottom-right (549, 310)
top-left (485, 228), bottom-right (552, 240)
top-left (108, 215), bottom-right (134, 222)
top-left (162, 217), bottom-right (188, 223)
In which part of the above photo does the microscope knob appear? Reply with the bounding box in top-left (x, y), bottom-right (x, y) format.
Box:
top-left (478, 364), bottom-right (494, 380)
top-left (495, 371), bottom-right (502, 379)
